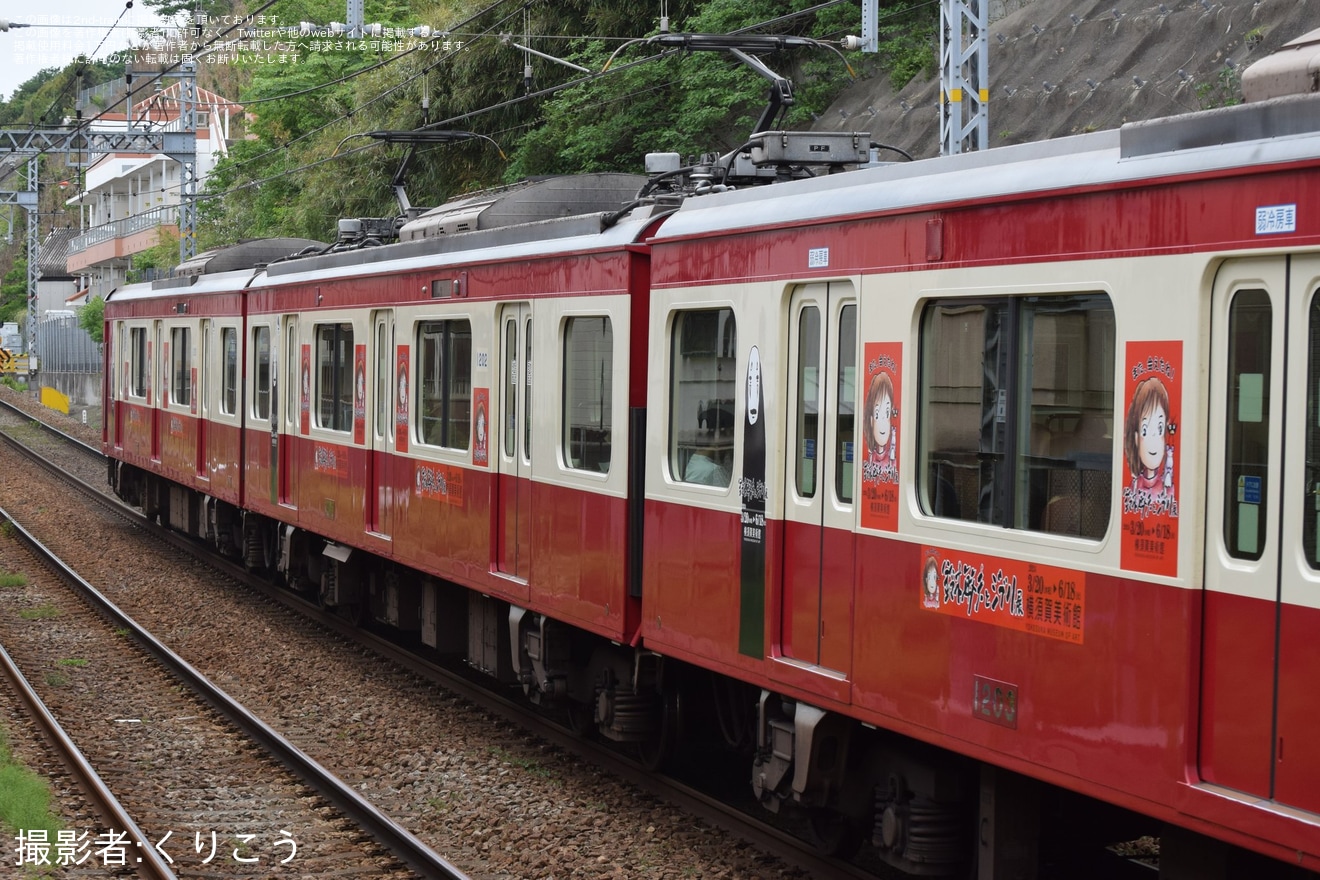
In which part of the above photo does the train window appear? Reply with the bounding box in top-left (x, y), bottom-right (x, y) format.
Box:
top-left (315, 323), bottom-right (354, 432)
top-left (503, 319), bottom-right (516, 457)
top-left (129, 327), bottom-right (146, 398)
top-left (670, 309), bottom-right (735, 487)
top-left (563, 316), bottom-right (613, 473)
top-left (417, 319), bottom-right (471, 450)
top-left (1223, 289), bottom-right (1272, 560)
top-left (836, 305), bottom-right (857, 503)
top-left (1306, 296), bottom-right (1320, 569)
top-left (524, 317), bottom-right (532, 462)
top-left (252, 326), bottom-right (271, 420)
top-left (795, 306), bottom-right (822, 497)
top-left (220, 327), bottom-right (238, 416)
top-left (375, 321), bottom-right (390, 440)
top-left (170, 327), bottom-right (191, 407)
top-left (918, 294), bottom-right (1114, 536)
top-left (287, 322), bottom-right (299, 427)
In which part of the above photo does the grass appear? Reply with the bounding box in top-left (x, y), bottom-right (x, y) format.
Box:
top-left (0, 725), bottom-right (62, 857)
top-left (18, 605), bottom-right (59, 621)
top-left (0, 572), bottom-right (27, 588)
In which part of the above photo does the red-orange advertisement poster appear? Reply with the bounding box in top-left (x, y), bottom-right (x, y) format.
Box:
top-left (473, 388), bottom-right (489, 467)
top-left (1120, 341), bottom-right (1182, 578)
top-left (860, 342), bottom-right (901, 532)
top-left (299, 344), bottom-right (311, 435)
top-left (414, 461), bottom-right (464, 506)
top-left (353, 344), bottom-right (367, 445)
top-left (395, 345), bottom-right (410, 453)
top-left (920, 545), bottom-right (1086, 644)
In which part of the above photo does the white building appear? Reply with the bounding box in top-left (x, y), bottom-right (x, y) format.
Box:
top-left (64, 77), bottom-right (242, 300)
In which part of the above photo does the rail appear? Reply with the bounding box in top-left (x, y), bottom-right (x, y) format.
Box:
top-left (0, 433), bottom-right (472, 880)
top-left (0, 517), bottom-right (179, 880)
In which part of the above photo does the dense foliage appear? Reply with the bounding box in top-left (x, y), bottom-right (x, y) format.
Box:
top-left (2, 0), bottom-right (938, 258)
top-left (194, 0), bottom-right (936, 245)
top-left (0, 257), bottom-right (30, 325)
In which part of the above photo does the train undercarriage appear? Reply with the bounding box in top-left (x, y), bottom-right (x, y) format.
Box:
top-left (114, 460), bottom-right (1302, 879)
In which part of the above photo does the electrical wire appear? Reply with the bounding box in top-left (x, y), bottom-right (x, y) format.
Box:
top-left (111, 1), bottom-right (889, 206)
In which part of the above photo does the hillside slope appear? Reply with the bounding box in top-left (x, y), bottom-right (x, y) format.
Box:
top-left (821, 0), bottom-right (1320, 158)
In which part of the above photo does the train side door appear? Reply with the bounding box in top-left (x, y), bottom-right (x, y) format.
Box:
top-left (1201, 255), bottom-right (1320, 813)
top-left (278, 315), bottom-right (299, 508)
top-left (495, 303), bottom-right (532, 585)
top-left (151, 320), bottom-right (162, 462)
top-left (367, 310), bottom-right (393, 537)
top-left (779, 282), bottom-right (856, 675)
top-left (196, 319), bottom-right (209, 479)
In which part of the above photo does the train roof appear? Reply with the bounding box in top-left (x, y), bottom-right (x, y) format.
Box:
top-left (257, 206), bottom-right (662, 287)
top-left (651, 92), bottom-right (1320, 243)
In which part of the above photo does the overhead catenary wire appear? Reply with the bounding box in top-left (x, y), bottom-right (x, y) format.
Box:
top-left (139, 0), bottom-right (903, 206)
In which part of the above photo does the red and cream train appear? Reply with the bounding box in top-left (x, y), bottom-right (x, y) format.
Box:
top-left (103, 56), bottom-right (1320, 878)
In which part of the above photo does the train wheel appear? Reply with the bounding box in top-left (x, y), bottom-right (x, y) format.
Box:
top-left (338, 599), bottom-right (368, 627)
top-left (636, 685), bottom-right (683, 772)
top-left (808, 808), bottom-right (865, 861)
top-left (565, 699), bottom-right (596, 739)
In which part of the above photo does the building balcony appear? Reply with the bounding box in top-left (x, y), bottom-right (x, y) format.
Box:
top-left (67, 207), bottom-right (177, 272)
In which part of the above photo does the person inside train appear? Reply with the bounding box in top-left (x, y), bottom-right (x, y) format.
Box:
top-left (685, 444), bottom-right (732, 487)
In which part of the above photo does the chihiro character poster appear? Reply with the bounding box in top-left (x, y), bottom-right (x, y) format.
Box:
top-left (1120, 341), bottom-right (1182, 577)
top-left (860, 342), bottom-right (901, 532)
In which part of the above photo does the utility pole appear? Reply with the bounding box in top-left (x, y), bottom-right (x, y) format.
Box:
top-left (940, 0), bottom-right (989, 155)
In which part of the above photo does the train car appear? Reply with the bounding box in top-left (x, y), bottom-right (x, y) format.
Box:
top-left (101, 35), bottom-right (1320, 879)
top-left (234, 174), bottom-right (663, 725)
top-left (104, 174), bottom-right (689, 742)
top-left (105, 269), bottom-right (249, 527)
top-left (639, 70), bottom-right (1320, 880)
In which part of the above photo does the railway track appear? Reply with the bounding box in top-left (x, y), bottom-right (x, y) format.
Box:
top-left (0, 496), bottom-right (468, 878)
top-left (0, 393), bottom-right (865, 879)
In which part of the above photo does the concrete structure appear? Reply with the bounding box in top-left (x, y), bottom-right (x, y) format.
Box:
top-left (64, 77), bottom-right (241, 301)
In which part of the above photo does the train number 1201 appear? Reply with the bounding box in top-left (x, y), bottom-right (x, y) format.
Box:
top-left (973, 675), bottom-right (1018, 729)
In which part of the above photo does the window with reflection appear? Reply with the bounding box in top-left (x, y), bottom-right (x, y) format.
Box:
top-left (221, 327), bottom-right (238, 415)
top-left (316, 323), bottom-right (353, 432)
top-left (1306, 292), bottom-right (1320, 569)
top-left (564, 316), bottom-right (613, 473)
top-left (129, 327), bottom-right (147, 398)
top-left (252, 326), bottom-right (271, 420)
top-left (170, 327), bottom-right (191, 407)
top-left (670, 309), bottom-right (735, 487)
top-left (418, 319), bottom-right (471, 449)
top-left (1223, 289), bottom-right (1271, 560)
top-left (919, 293), bottom-right (1115, 536)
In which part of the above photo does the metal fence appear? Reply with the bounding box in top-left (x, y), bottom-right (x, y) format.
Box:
top-left (35, 313), bottom-right (102, 373)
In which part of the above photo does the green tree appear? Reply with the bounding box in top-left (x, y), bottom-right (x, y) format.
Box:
top-left (78, 297), bottom-right (105, 344)
top-left (0, 258), bottom-right (29, 325)
top-left (126, 228), bottom-right (182, 283)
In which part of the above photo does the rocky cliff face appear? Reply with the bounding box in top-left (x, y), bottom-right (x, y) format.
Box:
top-left (823, 0), bottom-right (1320, 158)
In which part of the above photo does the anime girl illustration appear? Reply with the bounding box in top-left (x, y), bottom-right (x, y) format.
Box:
top-left (1123, 375), bottom-right (1175, 502)
top-left (860, 343), bottom-right (903, 532)
top-left (864, 368), bottom-right (897, 469)
top-left (921, 555), bottom-right (940, 609)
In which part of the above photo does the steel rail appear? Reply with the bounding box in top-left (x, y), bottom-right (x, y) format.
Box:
top-left (0, 486), bottom-right (471, 880)
top-left (0, 639), bottom-right (180, 880)
top-left (1, 406), bottom-right (867, 880)
top-left (0, 396), bottom-right (102, 457)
